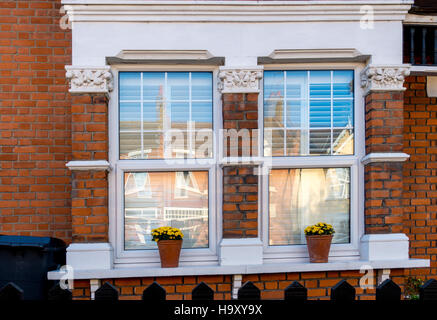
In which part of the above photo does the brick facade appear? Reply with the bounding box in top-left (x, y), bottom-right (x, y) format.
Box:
top-left (0, 0), bottom-right (72, 242)
top-left (403, 75), bottom-right (437, 279)
top-left (1, 0), bottom-right (435, 302)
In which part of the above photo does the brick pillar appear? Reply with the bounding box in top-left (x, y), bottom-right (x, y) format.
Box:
top-left (218, 68), bottom-right (263, 265)
top-left (222, 93), bottom-right (258, 238)
top-left (364, 92), bottom-right (405, 234)
top-left (70, 94), bottom-right (109, 243)
top-left (65, 66), bottom-right (113, 270)
top-left (359, 65), bottom-right (411, 261)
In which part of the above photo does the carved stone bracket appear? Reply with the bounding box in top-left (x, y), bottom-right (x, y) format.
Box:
top-left (65, 66), bottom-right (113, 94)
top-left (360, 65), bottom-right (410, 95)
top-left (218, 67), bottom-right (263, 93)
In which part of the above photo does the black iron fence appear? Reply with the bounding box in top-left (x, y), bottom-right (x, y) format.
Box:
top-left (1, 278), bottom-right (437, 302)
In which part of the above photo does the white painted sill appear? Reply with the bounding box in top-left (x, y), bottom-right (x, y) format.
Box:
top-left (47, 258), bottom-right (429, 280)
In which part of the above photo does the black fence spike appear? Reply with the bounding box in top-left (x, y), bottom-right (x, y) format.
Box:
top-left (95, 282), bottom-right (119, 301)
top-left (420, 279), bottom-right (437, 301)
top-left (376, 279), bottom-right (401, 302)
top-left (0, 282), bottom-right (23, 301)
top-left (48, 282), bottom-right (72, 301)
top-left (284, 281), bottom-right (307, 302)
top-left (238, 281), bottom-right (260, 300)
top-left (142, 282), bottom-right (166, 301)
top-left (330, 280), bottom-right (355, 302)
top-left (192, 282), bottom-right (214, 300)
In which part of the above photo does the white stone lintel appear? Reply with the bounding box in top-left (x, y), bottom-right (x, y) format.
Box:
top-left (66, 160), bottom-right (111, 171)
top-left (360, 233), bottom-right (409, 261)
top-left (361, 152), bottom-right (410, 165)
top-left (67, 243), bottom-right (114, 271)
top-left (220, 238), bottom-right (263, 266)
top-left (65, 65), bottom-right (113, 94)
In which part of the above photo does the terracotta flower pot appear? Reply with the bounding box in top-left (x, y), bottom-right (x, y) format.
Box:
top-left (157, 239), bottom-right (182, 268)
top-left (306, 234), bottom-right (333, 263)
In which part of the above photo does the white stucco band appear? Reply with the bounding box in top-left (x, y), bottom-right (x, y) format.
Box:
top-left (360, 233), bottom-right (410, 261)
top-left (63, 1), bottom-right (412, 67)
top-left (67, 243), bottom-right (114, 270)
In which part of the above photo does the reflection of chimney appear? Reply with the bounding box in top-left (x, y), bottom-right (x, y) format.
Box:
top-left (273, 92), bottom-right (282, 124)
top-left (157, 84), bottom-right (165, 157)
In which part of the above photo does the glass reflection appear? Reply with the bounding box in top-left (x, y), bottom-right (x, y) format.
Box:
top-left (124, 171), bottom-right (209, 250)
top-left (269, 168), bottom-right (350, 245)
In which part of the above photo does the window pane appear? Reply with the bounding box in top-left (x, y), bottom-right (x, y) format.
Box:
top-left (309, 71), bottom-right (331, 99)
top-left (263, 70), bottom-right (354, 156)
top-left (333, 70), bottom-right (354, 98)
top-left (286, 100), bottom-right (302, 128)
top-left (120, 132), bottom-right (141, 159)
top-left (120, 73), bottom-right (141, 101)
top-left (333, 129), bottom-right (354, 155)
top-left (264, 71), bottom-right (284, 100)
top-left (309, 130), bottom-right (331, 155)
top-left (192, 73), bottom-right (213, 101)
top-left (264, 99), bottom-right (283, 129)
top-left (269, 168), bottom-right (350, 246)
top-left (286, 71), bottom-right (307, 99)
top-left (168, 72), bottom-right (189, 101)
top-left (124, 171), bottom-right (209, 250)
top-left (333, 100), bottom-right (353, 127)
top-left (142, 72), bottom-right (165, 101)
top-left (310, 100), bottom-right (331, 128)
top-left (119, 72), bottom-right (213, 159)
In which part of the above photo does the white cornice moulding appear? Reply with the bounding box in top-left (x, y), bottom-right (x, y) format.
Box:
top-left (361, 153), bottom-right (410, 165)
top-left (259, 48), bottom-right (370, 64)
top-left (218, 67), bottom-right (263, 93)
top-left (61, 1), bottom-right (412, 23)
top-left (360, 65), bottom-right (411, 95)
top-left (106, 50), bottom-right (225, 66)
top-left (66, 160), bottom-right (111, 171)
top-left (65, 66), bottom-right (113, 94)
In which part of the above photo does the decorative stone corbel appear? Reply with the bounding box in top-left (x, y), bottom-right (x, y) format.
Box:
top-left (360, 65), bottom-right (410, 95)
top-left (218, 67), bottom-right (263, 93)
top-left (65, 66), bottom-right (113, 94)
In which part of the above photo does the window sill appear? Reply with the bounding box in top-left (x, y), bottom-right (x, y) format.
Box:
top-left (47, 258), bottom-right (429, 280)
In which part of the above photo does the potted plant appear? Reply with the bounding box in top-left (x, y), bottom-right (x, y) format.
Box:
top-left (304, 222), bottom-right (335, 263)
top-left (152, 226), bottom-right (184, 268)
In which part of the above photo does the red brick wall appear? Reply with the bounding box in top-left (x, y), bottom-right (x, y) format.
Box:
top-left (0, 0), bottom-right (72, 242)
top-left (403, 75), bottom-right (437, 279)
top-left (222, 93), bottom-right (258, 238)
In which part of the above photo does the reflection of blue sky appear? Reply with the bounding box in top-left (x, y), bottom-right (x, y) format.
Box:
top-left (264, 70), bottom-right (354, 129)
top-left (119, 72), bottom-right (213, 123)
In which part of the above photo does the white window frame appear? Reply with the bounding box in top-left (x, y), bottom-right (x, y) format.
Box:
top-left (108, 65), bottom-right (223, 267)
top-left (259, 63), bottom-right (365, 263)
